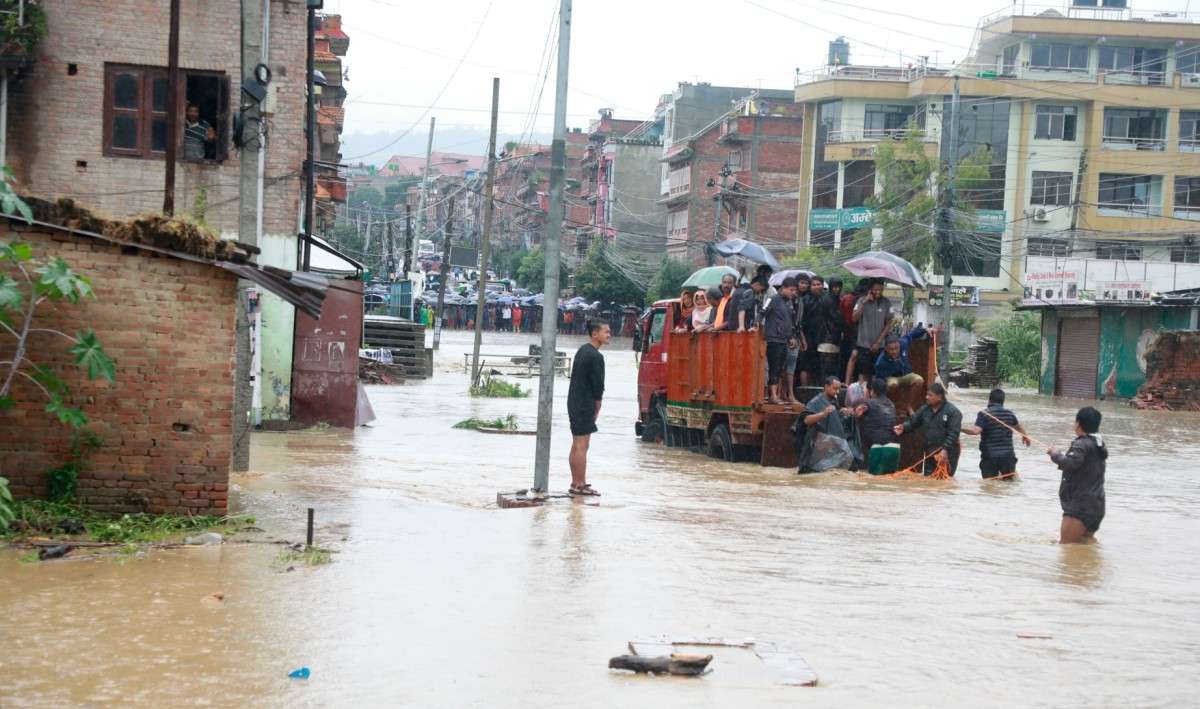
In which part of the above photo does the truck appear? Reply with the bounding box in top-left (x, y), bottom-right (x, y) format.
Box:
top-left (635, 298), bottom-right (936, 468)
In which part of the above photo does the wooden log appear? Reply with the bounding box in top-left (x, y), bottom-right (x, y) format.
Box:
top-left (608, 653), bottom-right (713, 676)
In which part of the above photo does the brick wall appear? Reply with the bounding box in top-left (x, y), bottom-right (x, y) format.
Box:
top-left (0, 225), bottom-right (237, 515)
top-left (6, 0), bottom-right (307, 239)
top-left (1133, 330), bottom-right (1200, 411)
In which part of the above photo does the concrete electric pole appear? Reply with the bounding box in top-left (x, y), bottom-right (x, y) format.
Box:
top-left (411, 117), bottom-right (437, 273)
top-left (937, 76), bottom-right (961, 377)
top-left (532, 0), bottom-right (572, 494)
top-left (470, 78), bottom-right (501, 389)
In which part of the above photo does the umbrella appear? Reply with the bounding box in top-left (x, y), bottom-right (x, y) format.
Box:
top-left (681, 266), bottom-right (742, 291)
top-left (769, 268), bottom-right (816, 287)
top-left (712, 238), bottom-right (782, 269)
top-left (842, 251), bottom-right (927, 289)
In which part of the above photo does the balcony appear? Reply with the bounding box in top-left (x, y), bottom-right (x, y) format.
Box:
top-left (979, 3), bottom-right (1200, 27)
top-left (1102, 109), bottom-right (1167, 152)
top-left (795, 63), bottom-right (947, 86)
top-left (1101, 136), bottom-right (1166, 151)
top-left (1173, 207), bottom-right (1200, 221)
top-left (827, 127), bottom-right (936, 144)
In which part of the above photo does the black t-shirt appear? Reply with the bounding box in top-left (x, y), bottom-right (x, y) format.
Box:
top-left (567, 343), bottom-right (605, 417)
top-left (975, 405), bottom-right (1018, 459)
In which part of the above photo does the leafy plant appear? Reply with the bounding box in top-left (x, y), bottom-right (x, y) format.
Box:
top-left (951, 314), bottom-right (977, 334)
top-left (0, 1), bottom-right (48, 57)
top-left (981, 306), bottom-right (1041, 387)
top-left (573, 241), bottom-right (643, 306)
top-left (274, 545), bottom-right (332, 569)
top-left (453, 414), bottom-right (518, 431)
top-left (469, 373), bottom-right (527, 398)
top-left (45, 430), bottom-right (101, 502)
top-left (0, 497), bottom-right (256, 543)
top-left (0, 166), bottom-right (32, 223)
top-left (645, 257), bottom-right (693, 305)
top-left (0, 179), bottom-right (116, 427)
top-left (0, 476), bottom-right (14, 530)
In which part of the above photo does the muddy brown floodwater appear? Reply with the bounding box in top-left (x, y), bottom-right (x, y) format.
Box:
top-left (3, 329), bottom-right (1200, 707)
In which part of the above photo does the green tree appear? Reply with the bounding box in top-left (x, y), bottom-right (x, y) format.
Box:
top-left (383, 177), bottom-right (421, 209)
top-left (490, 244), bottom-right (528, 280)
top-left (515, 246), bottom-right (569, 291)
top-left (981, 305), bottom-right (1041, 387)
top-left (574, 242), bottom-right (643, 305)
top-left (645, 257), bottom-right (693, 304)
top-left (350, 185), bottom-right (384, 210)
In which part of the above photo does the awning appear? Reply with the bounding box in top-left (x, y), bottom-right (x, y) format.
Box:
top-left (220, 263), bottom-right (329, 320)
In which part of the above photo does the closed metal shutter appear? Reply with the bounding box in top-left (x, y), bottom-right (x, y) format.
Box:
top-left (1055, 317), bottom-right (1099, 399)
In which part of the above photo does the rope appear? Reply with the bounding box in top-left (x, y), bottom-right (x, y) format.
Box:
top-left (978, 408), bottom-right (1049, 450)
top-left (880, 447), bottom-right (952, 480)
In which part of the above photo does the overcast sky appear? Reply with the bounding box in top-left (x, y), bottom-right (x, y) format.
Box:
top-left (333, 0), bottom-right (1196, 164)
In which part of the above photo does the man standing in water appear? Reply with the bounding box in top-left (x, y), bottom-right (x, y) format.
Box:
top-left (961, 388), bottom-right (1031, 479)
top-left (894, 382), bottom-right (962, 476)
top-left (567, 320), bottom-right (610, 496)
top-left (1048, 406), bottom-right (1107, 544)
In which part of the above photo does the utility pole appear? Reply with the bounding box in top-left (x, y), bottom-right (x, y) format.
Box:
top-left (937, 76), bottom-right (961, 376)
top-left (433, 197), bottom-right (454, 350)
top-left (471, 78), bottom-right (501, 389)
top-left (363, 205), bottom-right (373, 270)
top-left (232, 0), bottom-right (265, 473)
top-left (403, 204), bottom-right (412, 279)
top-left (709, 162), bottom-right (731, 266)
top-left (1068, 148), bottom-right (1088, 255)
top-left (411, 117), bottom-right (437, 273)
top-left (532, 0), bottom-right (572, 494)
top-left (163, 0), bottom-right (181, 216)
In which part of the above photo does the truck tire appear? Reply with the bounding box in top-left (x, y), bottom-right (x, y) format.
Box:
top-left (642, 400), bottom-right (662, 443)
top-left (708, 423), bottom-right (734, 462)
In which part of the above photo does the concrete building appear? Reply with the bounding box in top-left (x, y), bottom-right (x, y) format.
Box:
top-left (660, 91), bottom-right (804, 264)
top-left (793, 1), bottom-right (1200, 319)
top-left (576, 110), bottom-right (664, 279)
top-left (314, 14), bottom-right (350, 234)
top-left (2, 0), bottom-right (329, 424)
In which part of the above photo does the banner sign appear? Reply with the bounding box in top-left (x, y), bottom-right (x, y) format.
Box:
top-left (928, 285), bottom-right (980, 307)
top-left (809, 208), bottom-right (840, 230)
top-left (975, 209), bottom-right (1007, 233)
top-left (1023, 269), bottom-right (1080, 305)
top-left (1096, 280), bottom-right (1151, 303)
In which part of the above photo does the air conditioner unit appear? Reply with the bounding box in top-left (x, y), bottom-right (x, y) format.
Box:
top-left (1182, 73), bottom-right (1200, 88)
top-left (1033, 208), bottom-right (1050, 222)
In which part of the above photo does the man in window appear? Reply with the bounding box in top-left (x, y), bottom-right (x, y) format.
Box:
top-left (184, 103), bottom-right (216, 161)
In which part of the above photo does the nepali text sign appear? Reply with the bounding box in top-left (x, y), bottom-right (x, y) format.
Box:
top-left (809, 208), bottom-right (839, 230)
top-left (928, 285), bottom-right (980, 307)
top-left (975, 209), bottom-right (1007, 233)
top-left (1023, 269), bottom-right (1080, 305)
top-left (841, 206), bottom-right (874, 230)
top-left (1097, 280), bottom-right (1152, 303)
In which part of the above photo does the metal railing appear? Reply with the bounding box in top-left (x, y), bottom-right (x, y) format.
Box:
top-left (826, 127), bottom-right (939, 144)
top-left (979, 2), bottom-right (1200, 27)
top-left (1097, 201), bottom-right (1164, 217)
top-left (1172, 207), bottom-right (1200, 221)
top-left (1100, 135), bottom-right (1167, 151)
top-left (795, 63), bottom-right (949, 86)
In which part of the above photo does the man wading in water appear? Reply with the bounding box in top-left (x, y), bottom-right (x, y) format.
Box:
top-left (1048, 406), bottom-right (1107, 544)
top-left (567, 320), bottom-right (610, 496)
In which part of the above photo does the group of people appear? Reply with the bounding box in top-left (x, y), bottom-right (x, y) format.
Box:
top-left (672, 266), bottom-right (926, 407)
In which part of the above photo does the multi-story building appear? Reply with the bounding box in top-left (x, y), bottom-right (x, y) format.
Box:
top-left (793, 1), bottom-right (1200, 318)
top-left (576, 110), bottom-right (664, 273)
top-left (314, 14), bottom-right (350, 233)
top-left (661, 90), bottom-right (804, 264)
top-left (3, 1), bottom-right (320, 422)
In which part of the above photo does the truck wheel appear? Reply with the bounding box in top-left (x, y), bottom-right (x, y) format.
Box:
top-left (642, 401), bottom-right (662, 443)
top-left (708, 423), bottom-right (734, 462)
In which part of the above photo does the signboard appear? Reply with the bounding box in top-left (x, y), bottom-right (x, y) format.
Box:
top-left (809, 208), bottom-right (839, 230)
top-left (449, 246), bottom-right (479, 269)
top-left (975, 209), bottom-right (1007, 234)
top-left (841, 206), bottom-right (874, 230)
top-left (1023, 269), bottom-right (1080, 305)
top-left (1096, 280), bottom-right (1151, 303)
top-left (928, 285), bottom-right (980, 307)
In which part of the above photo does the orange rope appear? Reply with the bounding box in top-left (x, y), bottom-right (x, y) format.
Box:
top-left (880, 447), bottom-right (953, 480)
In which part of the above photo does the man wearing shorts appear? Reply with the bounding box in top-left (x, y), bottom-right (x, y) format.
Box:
top-left (567, 320), bottom-right (610, 496)
top-left (761, 277), bottom-right (799, 404)
top-left (1048, 406), bottom-right (1107, 544)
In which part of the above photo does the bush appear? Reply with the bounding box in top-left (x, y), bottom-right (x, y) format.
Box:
top-left (453, 414), bottom-right (518, 431)
top-left (982, 307), bottom-right (1041, 387)
top-left (469, 374), bottom-right (527, 398)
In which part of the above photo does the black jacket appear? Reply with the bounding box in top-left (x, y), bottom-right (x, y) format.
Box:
top-left (1052, 434), bottom-right (1107, 519)
top-left (903, 401), bottom-right (963, 452)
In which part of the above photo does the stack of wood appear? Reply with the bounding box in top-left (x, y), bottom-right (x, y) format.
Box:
top-left (965, 338), bottom-right (1000, 389)
top-left (359, 356), bottom-right (407, 385)
top-left (363, 315), bottom-right (430, 379)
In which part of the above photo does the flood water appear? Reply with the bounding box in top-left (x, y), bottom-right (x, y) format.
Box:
top-left (3, 329), bottom-right (1200, 707)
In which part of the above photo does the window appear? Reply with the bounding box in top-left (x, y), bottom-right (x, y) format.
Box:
top-left (1031, 171), bottom-right (1073, 207)
top-left (949, 233), bottom-right (1001, 278)
top-left (647, 309), bottom-right (666, 348)
top-left (863, 103), bottom-right (916, 137)
top-left (1001, 45), bottom-right (1019, 76)
top-left (1170, 238), bottom-right (1200, 263)
top-left (1180, 112), bottom-right (1200, 151)
top-left (103, 64), bottom-right (229, 160)
top-left (1027, 237), bottom-right (1070, 257)
top-left (1099, 46), bottom-right (1166, 84)
top-left (667, 166), bottom-right (690, 196)
top-left (727, 150), bottom-right (743, 170)
top-left (1094, 241), bottom-right (1142, 260)
top-left (666, 209), bottom-right (688, 236)
top-left (1102, 108), bottom-right (1165, 150)
top-left (1034, 105), bottom-right (1077, 141)
top-left (1178, 46), bottom-right (1200, 75)
top-left (1175, 177), bottom-right (1200, 217)
top-left (810, 230), bottom-right (835, 250)
top-left (1098, 174), bottom-right (1161, 216)
top-left (1029, 43), bottom-right (1089, 71)
top-left (842, 161), bottom-right (875, 207)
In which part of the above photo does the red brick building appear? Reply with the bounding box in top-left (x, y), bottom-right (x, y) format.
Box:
top-left (660, 91), bottom-right (804, 265)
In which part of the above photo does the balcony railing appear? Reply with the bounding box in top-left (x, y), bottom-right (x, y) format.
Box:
top-left (1180, 138), bottom-right (1200, 152)
top-left (979, 2), bottom-right (1200, 27)
top-left (1101, 136), bottom-right (1166, 151)
top-left (826, 128), bottom-right (938, 144)
top-left (795, 63), bottom-right (948, 86)
top-left (1173, 206), bottom-right (1200, 221)
top-left (1097, 202), bottom-right (1163, 218)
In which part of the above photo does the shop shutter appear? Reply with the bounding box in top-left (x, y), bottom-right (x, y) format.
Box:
top-left (1055, 317), bottom-right (1099, 398)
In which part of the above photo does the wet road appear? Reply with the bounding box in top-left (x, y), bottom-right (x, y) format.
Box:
top-left (3, 329), bottom-right (1200, 707)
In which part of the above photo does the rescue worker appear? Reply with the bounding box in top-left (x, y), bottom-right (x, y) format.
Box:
top-left (961, 388), bottom-right (1031, 479)
top-left (894, 382), bottom-right (962, 476)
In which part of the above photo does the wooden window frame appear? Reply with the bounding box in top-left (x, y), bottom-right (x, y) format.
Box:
top-left (103, 63), bottom-right (230, 162)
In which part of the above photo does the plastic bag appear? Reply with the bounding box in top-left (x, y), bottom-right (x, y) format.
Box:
top-left (806, 432), bottom-right (855, 472)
